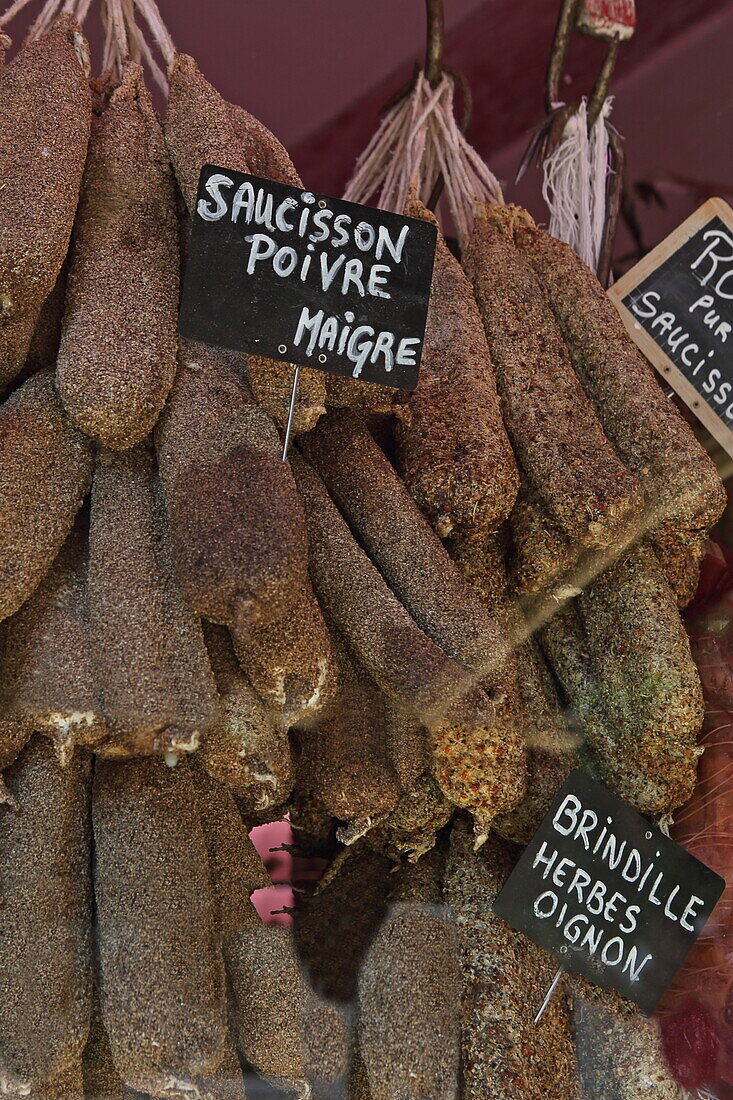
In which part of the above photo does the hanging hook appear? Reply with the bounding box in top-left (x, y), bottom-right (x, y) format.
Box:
top-left (545, 0), bottom-right (582, 113)
top-left (424, 0), bottom-right (444, 87)
top-left (544, 0), bottom-right (622, 129)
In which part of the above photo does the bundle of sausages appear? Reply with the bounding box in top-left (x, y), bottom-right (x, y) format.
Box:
top-left (0, 6), bottom-right (726, 1097)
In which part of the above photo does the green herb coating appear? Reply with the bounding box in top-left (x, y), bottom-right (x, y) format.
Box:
top-left (541, 547), bottom-right (702, 815)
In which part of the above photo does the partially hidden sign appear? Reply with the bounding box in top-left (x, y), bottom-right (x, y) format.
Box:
top-left (179, 166), bottom-right (438, 390)
top-left (493, 770), bottom-right (724, 1016)
top-left (609, 197), bottom-right (733, 458)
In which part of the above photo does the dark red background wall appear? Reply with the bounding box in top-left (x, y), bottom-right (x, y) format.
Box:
top-left (5, 0), bottom-right (733, 262)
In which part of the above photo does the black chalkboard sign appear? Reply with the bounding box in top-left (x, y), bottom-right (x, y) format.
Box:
top-left (493, 770), bottom-right (724, 1016)
top-left (178, 166), bottom-right (438, 390)
top-left (609, 198), bottom-right (733, 459)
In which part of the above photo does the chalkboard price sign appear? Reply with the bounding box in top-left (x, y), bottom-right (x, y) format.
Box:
top-left (178, 166), bottom-right (438, 390)
top-left (609, 198), bottom-right (733, 458)
top-left (493, 770), bottom-right (724, 1016)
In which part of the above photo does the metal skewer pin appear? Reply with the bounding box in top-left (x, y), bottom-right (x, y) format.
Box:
top-left (533, 966), bottom-right (564, 1024)
top-left (281, 364), bottom-right (300, 462)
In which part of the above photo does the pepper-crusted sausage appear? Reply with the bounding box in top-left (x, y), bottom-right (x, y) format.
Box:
top-left (164, 53), bottom-right (326, 433)
top-left (396, 199), bottom-right (519, 539)
top-left (199, 623), bottom-right (294, 810)
top-left (82, 998), bottom-right (131, 1100)
top-left (290, 451), bottom-right (475, 721)
top-left (93, 757), bottom-right (228, 1095)
top-left (294, 844), bottom-right (392, 1003)
top-left (297, 634), bottom-right (400, 839)
top-left (302, 410), bottom-right (510, 684)
top-left (383, 698), bottom-right (431, 791)
top-left (358, 848), bottom-right (461, 1100)
top-left (0, 738), bottom-right (92, 1092)
top-left (157, 343), bottom-right (337, 728)
top-left (20, 262), bottom-right (68, 381)
top-left (25, 1062), bottom-right (84, 1100)
top-left (0, 653), bottom-right (33, 792)
top-left (463, 203), bottom-right (644, 549)
top-left (348, 1042), bottom-right (373, 1100)
top-left (193, 764), bottom-right (347, 1093)
top-left (229, 574), bottom-right (338, 730)
top-left (0, 369), bottom-right (93, 622)
top-left (190, 765), bottom-right (272, 899)
top-left (157, 342), bottom-right (308, 630)
top-left (227, 94), bottom-right (401, 418)
top-left (0, 518), bottom-right (108, 763)
top-left (292, 452), bottom-right (526, 835)
top-left (89, 446), bottom-right (221, 757)
top-left (0, 17), bottom-right (91, 387)
top-left (57, 63), bottom-right (179, 449)
top-left (226, 99), bottom-right (301, 187)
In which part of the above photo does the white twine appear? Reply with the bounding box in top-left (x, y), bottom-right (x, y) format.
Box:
top-left (0, 0), bottom-right (172, 90)
top-left (542, 97), bottom-right (613, 273)
top-left (344, 70), bottom-right (503, 251)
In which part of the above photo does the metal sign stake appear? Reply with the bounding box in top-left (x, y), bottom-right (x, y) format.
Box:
top-left (533, 966), bottom-right (564, 1025)
top-left (281, 364), bottom-right (300, 462)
